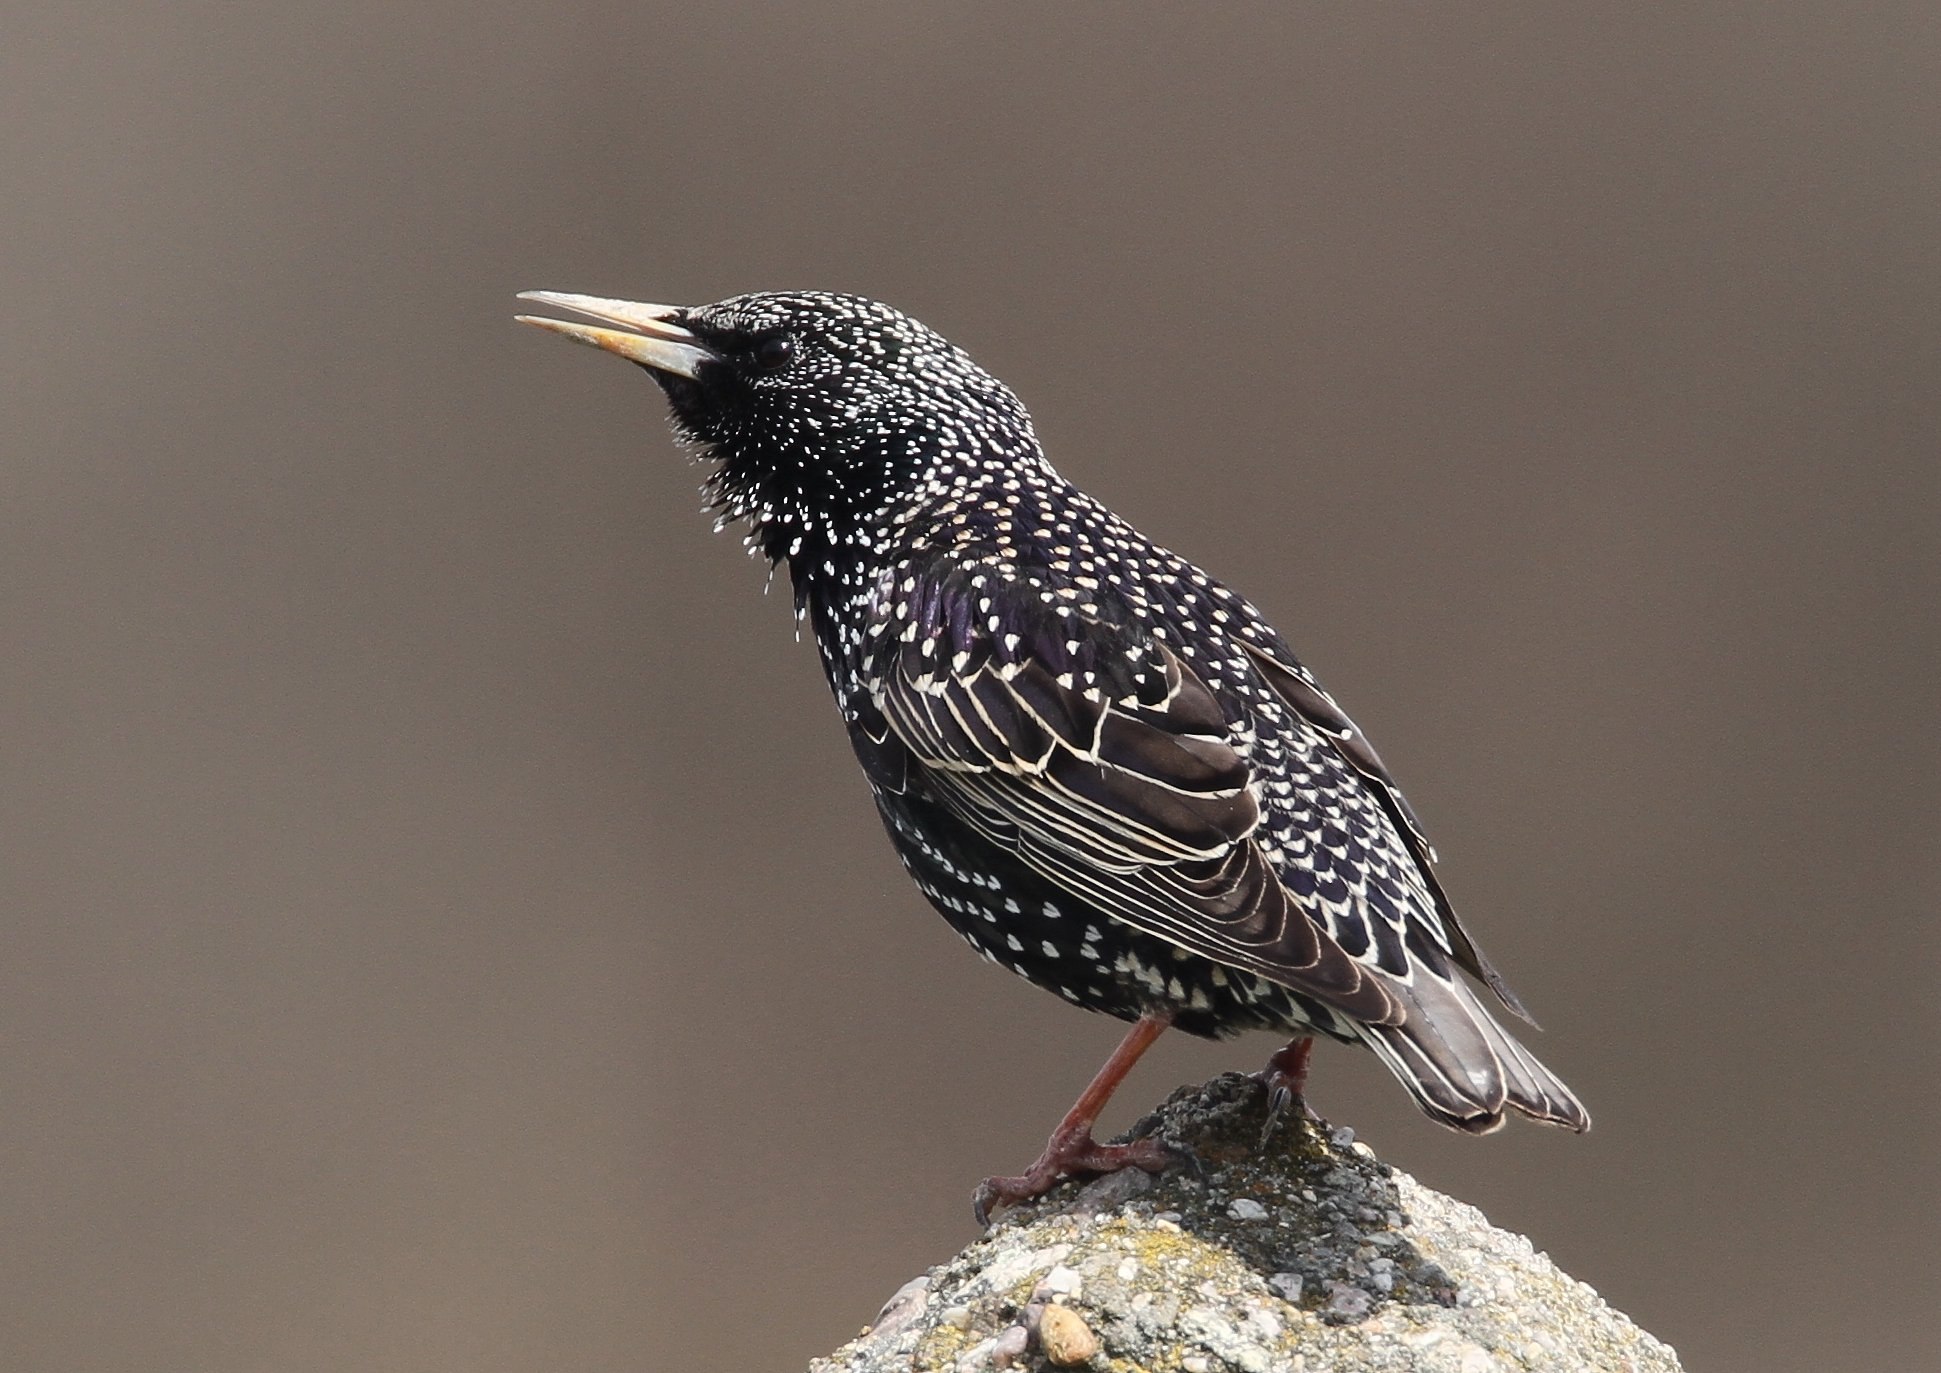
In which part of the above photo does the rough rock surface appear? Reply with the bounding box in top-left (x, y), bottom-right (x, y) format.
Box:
top-left (810, 1075), bottom-right (1680, 1373)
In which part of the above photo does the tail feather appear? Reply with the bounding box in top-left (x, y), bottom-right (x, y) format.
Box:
top-left (1359, 970), bottom-right (1590, 1134)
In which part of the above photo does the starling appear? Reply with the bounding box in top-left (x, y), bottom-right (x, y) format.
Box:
top-left (516, 289), bottom-right (1589, 1221)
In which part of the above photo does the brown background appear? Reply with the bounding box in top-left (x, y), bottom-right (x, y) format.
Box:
top-left (3, 5), bottom-right (1935, 1371)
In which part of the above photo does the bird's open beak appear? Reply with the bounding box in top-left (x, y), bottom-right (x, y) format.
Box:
top-left (514, 291), bottom-right (716, 379)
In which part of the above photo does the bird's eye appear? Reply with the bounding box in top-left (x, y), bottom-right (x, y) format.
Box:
top-left (752, 334), bottom-right (796, 371)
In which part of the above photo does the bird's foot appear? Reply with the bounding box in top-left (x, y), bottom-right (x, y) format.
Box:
top-left (973, 1129), bottom-right (1181, 1228)
top-left (1254, 1035), bottom-right (1321, 1146)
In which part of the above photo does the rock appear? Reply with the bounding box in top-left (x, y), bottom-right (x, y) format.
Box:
top-left (807, 1074), bottom-right (1682, 1373)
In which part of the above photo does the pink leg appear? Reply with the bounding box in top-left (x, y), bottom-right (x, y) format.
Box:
top-left (973, 1010), bottom-right (1177, 1226)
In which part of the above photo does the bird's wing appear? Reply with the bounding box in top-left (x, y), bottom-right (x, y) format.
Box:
top-left (857, 555), bottom-right (1402, 1026)
top-left (1234, 640), bottom-right (1534, 1024)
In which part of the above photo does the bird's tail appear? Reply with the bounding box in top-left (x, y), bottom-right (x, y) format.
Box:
top-left (1359, 970), bottom-right (1590, 1134)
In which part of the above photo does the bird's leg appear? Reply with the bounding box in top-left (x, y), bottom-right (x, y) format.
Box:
top-left (973, 1010), bottom-right (1177, 1226)
top-left (1255, 1035), bottom-right (1317, 1143)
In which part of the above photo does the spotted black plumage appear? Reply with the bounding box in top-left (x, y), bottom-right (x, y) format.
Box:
top-left (517, 289), bottom-right (1589, 1147)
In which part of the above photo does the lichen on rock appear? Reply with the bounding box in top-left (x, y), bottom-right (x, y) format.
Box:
top-left (809, 1074), bottom-right (1681, 1373)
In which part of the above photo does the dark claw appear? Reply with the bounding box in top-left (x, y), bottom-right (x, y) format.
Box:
top-left (972, 1182), bottom-right (997, 1229)
top-left (1163, 1133), bottom-right (1204, 1181)
top-left (1261, 1083), bottom-right (1294, 1146)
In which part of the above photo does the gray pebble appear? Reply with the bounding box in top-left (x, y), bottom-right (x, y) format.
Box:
top-left (867, 1274), bottom-right (930, 1341)
top-left (1323, 1281), bottom-right (1374, 1323)
top-left (989, 1323), bottom-right (1029, 1368)
top-left (1069, 1163), bottom-right (1155, 1216)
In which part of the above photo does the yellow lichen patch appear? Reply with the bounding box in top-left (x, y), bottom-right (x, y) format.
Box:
top-left (1101, 1219), bottom-right (1250, 1289)
top-left (909, 1319), bottom-right (974, 1370)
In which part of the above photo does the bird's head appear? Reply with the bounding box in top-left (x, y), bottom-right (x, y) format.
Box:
top-left (517, 291), bottom-right (1042, 555)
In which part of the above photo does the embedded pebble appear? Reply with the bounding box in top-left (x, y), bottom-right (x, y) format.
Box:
top-left (1323, 1281), bottom-right (1373, 1323)
top-left (1227, 1197), bottom-right (1269, 1221)
top-left (1035, 1305), bottom-right (1100, 1367)
top-left (1037, 1264), bottom-right (1083, 1299)
top-left (988, 1323), bottom-right (1030, 1368)
top-left (866, 1274), bottom-right (929, 1340)
top-left (982, 1242), bottom-right (1070, 1292)
top-left (953, 1336), bottom-right (996, 1371)
top-left (1068, 1163), bottom-right (1154, 1214)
